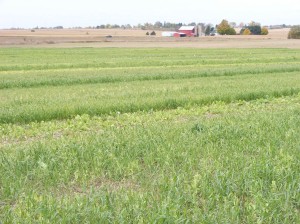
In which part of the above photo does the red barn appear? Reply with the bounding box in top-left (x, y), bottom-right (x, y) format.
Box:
top-left (173, 32), bottom-right (187, 37)
top-left (178, 26), bottom-right (195, 37)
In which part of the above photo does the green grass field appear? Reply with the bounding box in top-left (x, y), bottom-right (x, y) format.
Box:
top-left (1, 48), bottom-right (300, 223)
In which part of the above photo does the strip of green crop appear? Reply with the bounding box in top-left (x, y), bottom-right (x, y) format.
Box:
top-left (1, 96), bottom-right (300, 223)
top-left (1, 63), bottom-right (300, 89)
top-left (1, 71), bottom-right (300, 124)
top-left (1, 48), bottom-right (299, 71)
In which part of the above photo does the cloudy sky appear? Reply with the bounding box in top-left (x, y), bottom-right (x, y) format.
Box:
top-left (0, 0), bottom-right (299, 28)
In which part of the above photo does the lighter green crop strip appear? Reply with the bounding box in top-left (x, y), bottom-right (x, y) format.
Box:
top-left (0, 48), bottom-right (299, 71)
top-left (1, 63), bottom-right (300, 89)
top-left (0, 56), bottom-right (298, 71)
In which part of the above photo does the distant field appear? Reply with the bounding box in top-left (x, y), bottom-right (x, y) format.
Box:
top-left (1, 48), bottom-right (300, 223)
top-left (1, 28), bottom-right (299, 48)
top-left (0, 28), bottom-right (290, 38)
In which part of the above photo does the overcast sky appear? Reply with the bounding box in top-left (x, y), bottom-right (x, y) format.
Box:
top-left (0, 0), bottom-right (299, 28)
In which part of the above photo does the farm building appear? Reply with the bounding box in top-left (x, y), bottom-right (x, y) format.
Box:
top-left (162, 32), bottom-right (186, 37)
top-left (173, 32), bottom-right (187, 37)
top-left (161, 26), bottom-right (202, 37)
top-left (161, 32), bottom-right (177, 37)
top-left (178, 26), bottom-right (196, 37)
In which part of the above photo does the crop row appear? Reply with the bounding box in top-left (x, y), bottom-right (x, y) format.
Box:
top-left (1, 48), bottom-right (299, 71)
top-left (1, 63), bottom-right (300, 89)
top-left (1, 71), bottom-right (300, 124)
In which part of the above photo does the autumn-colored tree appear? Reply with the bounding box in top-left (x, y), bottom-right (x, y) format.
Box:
top-left (242, 28), bottom-right (251, 35)
top-left (217, 20), bottom-right (236, 35)
top-left (261, 27), bottom-right (269, 35)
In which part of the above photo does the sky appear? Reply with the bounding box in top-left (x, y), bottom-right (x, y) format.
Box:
top-left (0, 0), bottom-right (299, 28)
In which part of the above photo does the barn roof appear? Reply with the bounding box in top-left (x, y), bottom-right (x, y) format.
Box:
top-left (178, 26), bottom-right (195, 31)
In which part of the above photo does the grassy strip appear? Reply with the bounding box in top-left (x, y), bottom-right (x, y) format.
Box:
top-left (1, 57), bottom-right (299, 71)
top-left (1, 63), bottom-right (300, 89)
top-left (1, 96), bottom-right (300, 223)
top-left (1, 71), bottom-right (300, 124)
top-left (1, 48), bottom-right (299, 72)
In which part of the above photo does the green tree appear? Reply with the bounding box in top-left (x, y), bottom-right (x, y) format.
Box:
top-left (247, 25), bottom-right (261, 35)
top-left (217, 20), bottom-right (236, 35)
top-left (205, 25), bottom-right (211, 36)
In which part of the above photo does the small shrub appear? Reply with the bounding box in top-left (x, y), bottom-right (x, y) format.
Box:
top-left (146, 32), bottom-right (149, 36)
top-left (288, 26), bottom-right (300, 39)
top-left (261, 27), bottom-right (269, 35)
top-left (150, 31), bottom-right (156, 36)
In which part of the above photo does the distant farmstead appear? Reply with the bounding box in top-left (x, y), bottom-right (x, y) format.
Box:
top-left (162, 31), bottom-right (187, 37)
top-left (178, 26), bottom-right (196, 37)
top-left (162, 25), bottom-right (202, 37)
top-left (162, 32), bottom-right (177, 37)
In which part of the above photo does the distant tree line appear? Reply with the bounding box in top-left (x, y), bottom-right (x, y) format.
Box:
top-left (238, 21), bottom-right (268, 35)
top-left (214, 20), bottom-right (270, 36)
top-left (96, 24), bottom-right (133, 29)
top-left (10, 21), bottom-right (298, 40)
top-left (95, 22), bottom-right (197, 31)
top-left (16, 21), bottom-right (294, 33)
top-left (84, 22), bottom-right (293, 31)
